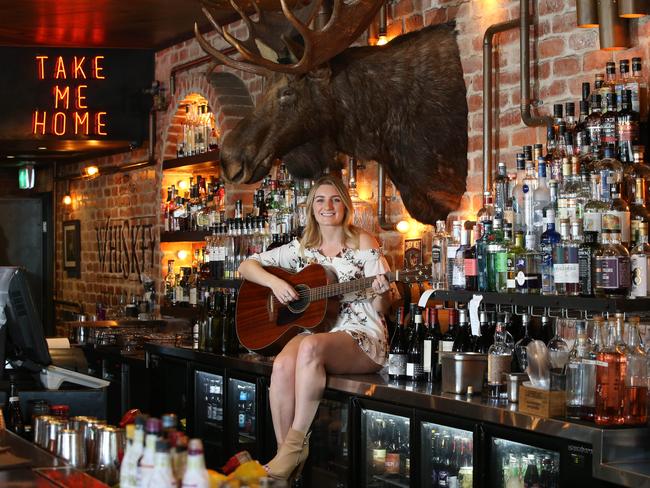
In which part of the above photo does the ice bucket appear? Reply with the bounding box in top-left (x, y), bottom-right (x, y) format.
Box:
top-left (441, 352), bottom-right (487, 394)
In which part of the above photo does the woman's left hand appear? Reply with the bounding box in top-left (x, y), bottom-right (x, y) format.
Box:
top-left (371, 274), bottom-right (391, 295)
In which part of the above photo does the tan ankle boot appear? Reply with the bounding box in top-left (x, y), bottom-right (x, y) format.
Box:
top-left (266, 428), bottom-right (311, 481)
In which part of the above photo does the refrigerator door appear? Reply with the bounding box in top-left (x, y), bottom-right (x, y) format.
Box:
top-left (420, 422), bottom-right (474, 488)
top-left (228, 377), bottom-right (258, 457)
top-left (301, 391), bottom-right (352, 488)
top-left (193, 369), bottom-right (225, 469)
top-left (356, 401), bottom-right (412, 488)
top-left (489, 437), bottom-right (560, 488)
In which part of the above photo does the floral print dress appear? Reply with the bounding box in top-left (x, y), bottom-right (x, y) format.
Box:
top-left (249, 239), bottom-right (393, 366)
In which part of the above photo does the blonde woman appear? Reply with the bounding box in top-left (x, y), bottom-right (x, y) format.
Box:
top-left (238, 175), bottom-right (395, 481)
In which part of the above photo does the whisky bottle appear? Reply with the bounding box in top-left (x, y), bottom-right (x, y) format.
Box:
top-left (630, 222), bottom-right (650, 297)
top-left (629, 177), bottom-right (650, 246)
top-left (594, 215), bottom-right (631, 298)
top-left (578, 231), bottom-right (599, 296)
top-left (630, 57), bottom-right (648, 121)
top-left (608, 182), bottom-right (631, 248)
top-left (585, 94), bottom-right (603, 154)
top-left (616, 89), bottom-right (640, 164)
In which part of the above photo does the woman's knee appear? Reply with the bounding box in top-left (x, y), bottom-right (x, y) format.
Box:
top-left (271, 353), bottom-right (296, 387)
top-left (296, 335), bottom-right (324, 366)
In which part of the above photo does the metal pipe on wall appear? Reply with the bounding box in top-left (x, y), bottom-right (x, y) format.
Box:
top-left (377, 163), bottom-right (395, 231)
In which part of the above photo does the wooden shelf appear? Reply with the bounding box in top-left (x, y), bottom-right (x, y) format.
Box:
top-left (162, 149), bottom-right (220, 172)
top-left (161, 231), bottom-right (210, 242)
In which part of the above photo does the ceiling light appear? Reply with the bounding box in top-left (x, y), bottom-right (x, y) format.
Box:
top-left (83, 165), bottom-right (100, 177)
top-left (7, 155), bottom-right (15, 159)
top-left (396, 220), bottom-right (411, 234)
top-left (62, 194), bottom-right (72, 205)
top-left (38, 146), bottom-right (47, 150)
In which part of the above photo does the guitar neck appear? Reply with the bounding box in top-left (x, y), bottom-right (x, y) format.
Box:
top-left (311, 271), bottom-right (397, 300)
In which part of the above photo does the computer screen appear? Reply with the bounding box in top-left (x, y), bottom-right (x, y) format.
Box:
top-left (0, 266), bottom-right (51, 377)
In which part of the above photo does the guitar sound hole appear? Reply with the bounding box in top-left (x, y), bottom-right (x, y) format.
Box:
top-left (287, 284), bottom-right (310, 314)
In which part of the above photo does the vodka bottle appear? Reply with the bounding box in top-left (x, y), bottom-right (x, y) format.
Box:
top-left (540, 210), bottom-right (561, 295)
top-left (522, 160), bottom-right (538, 249)
top-left (452, 229), bottom-right (471, 290)
top-left (533, 159), bottom-right (551, 242)
top-left (431, 221), bottom-right (449, 289)
top-left (446, 221), bottom-right (463, 289)
top-left (557, 157), bottom-right (580, 222)
top-left (566, 321), bottom-right (596, 420)
top-left (511, 153), bottom-right (527, 232)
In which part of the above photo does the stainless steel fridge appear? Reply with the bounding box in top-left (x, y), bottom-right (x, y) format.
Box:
top-left (193, 368), bottom-right (225, 469)
top-left (225, 371), bottom-right (268, 461)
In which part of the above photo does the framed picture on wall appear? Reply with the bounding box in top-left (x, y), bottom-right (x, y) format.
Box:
top-left (63, 220), bottom-right (81, 278)
top-left (404, 238), bottom-right (423, 269)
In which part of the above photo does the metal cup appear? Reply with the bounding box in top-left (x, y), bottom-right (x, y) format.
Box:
top-left (45, 419), bottom-right (67, 453)
top-left (93, 425), bottom-right (125, 486)
top-left (56, 428), bottom-right (86, 468)
top-left (69, 415), bottom-right (95, 431)
top-left (33, 415), bottom-right (55, 448)
top-left (81, 418), bottom-right (106, 467)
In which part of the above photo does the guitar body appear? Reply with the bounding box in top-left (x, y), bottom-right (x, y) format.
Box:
top-left (236, 264), bottom-right (340, 356)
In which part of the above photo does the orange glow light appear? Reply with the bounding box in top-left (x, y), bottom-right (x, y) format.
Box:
top-left (74, 112), bottom-right (89, 135)
top-left (32, 110), bottom-right (47, 135)
top-left (73, 56), bottom-right (87, 79)
top-left (52, 112), bottom-right (66, 135)
top-left (54, 56), bottom-right (67, 79)
top-left (53, 85), bottom-right (70, 109)
top-left (93, 56), bottom-right (105, 79)
top-left (76, 85), bottom-right (88, 109)
top-left (36, 55), bottom-right (48, 79)
top-left (95, 112), bottom-right (107, 135)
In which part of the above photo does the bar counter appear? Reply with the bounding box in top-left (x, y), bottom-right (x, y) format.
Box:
top-left (145, 342), bottom-right (650, 487)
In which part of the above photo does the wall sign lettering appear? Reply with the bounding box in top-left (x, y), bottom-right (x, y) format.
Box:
top-left (95, 217), bottom-right (157, 280)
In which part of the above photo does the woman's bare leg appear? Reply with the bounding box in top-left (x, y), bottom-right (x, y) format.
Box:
top-left (291, 332), bottom-right (382, 433)
top-left (269, 334), bottom-right (306, 445)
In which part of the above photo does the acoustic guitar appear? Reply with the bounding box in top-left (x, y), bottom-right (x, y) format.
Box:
top-left (235, 263), bottom-right (431, 356)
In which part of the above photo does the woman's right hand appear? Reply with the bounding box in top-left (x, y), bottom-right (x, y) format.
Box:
top-left (271, 278), bottom-right (299, 304)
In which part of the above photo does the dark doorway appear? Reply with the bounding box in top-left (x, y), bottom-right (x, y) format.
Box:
top-left (0, 194), bottom-right (54, 336)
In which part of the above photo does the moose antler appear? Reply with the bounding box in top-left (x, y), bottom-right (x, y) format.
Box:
top-left (194, 0), bottom-right (385, 75)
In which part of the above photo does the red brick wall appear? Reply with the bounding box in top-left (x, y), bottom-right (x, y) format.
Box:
top-left (53, 3), bottom-right (650, 307)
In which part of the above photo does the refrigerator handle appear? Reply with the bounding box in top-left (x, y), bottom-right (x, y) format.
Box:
top-left (476, 423), bottom-right (487, 488)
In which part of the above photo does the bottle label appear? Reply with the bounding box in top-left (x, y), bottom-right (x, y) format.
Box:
top-left (495, 252), bottom-right (507, 272)
top-left (608, 210), bottom-right (631, 244)
top-left (617, 120), bottom-right (639, 143)
top-left (406, 362), bottom-right (423, 379)
top-left (630, 254), bottom-right (649, 297)
top-left (432, 245), bottom-right (442, 263)
top-left (525, 233), bottom-right (537, 250)
top-left (487, 354), bottom-right (511, 384)
top-left (596, 256), bottom-right (631, 289)
top-left (452, 264), bottom-right (465, 287)
top-left (579, 248), bottom-right (594, 293)
top-left (388, 353), bottom-right (407, 376)
top-left (423, 339), bottom-right (433, 373)
top-left (439, 340), bottom-right (454, 365)
top-left (464, 258), bottom-right (478, 277)
top-left (583, 211), bottom-right (602, 233)
top-left (385, 453), bottom-right (400, 474)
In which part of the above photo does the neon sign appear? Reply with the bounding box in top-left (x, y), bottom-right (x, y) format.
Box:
top-left (32, 55), bottom-right (108, 136)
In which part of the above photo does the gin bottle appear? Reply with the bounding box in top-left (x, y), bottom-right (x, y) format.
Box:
top-left (540, 209), bottom-right (561, 295)
top-left (566, 320), bottom-right (596, 420)
top-left (431, 220), bottom-right (448, 289)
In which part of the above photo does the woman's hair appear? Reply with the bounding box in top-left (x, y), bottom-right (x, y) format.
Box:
top-left (300, 175), bottom-right (361, 250)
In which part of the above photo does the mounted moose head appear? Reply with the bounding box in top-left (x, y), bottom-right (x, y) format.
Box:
top-left (195, 0), bottom-right (468, 224)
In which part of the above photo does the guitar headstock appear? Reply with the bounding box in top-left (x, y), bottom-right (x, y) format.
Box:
top-left (395, 266), bottom-right (431, 284)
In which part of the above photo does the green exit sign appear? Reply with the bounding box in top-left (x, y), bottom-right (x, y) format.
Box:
top-left (18, 164), bottom-right (35, 189)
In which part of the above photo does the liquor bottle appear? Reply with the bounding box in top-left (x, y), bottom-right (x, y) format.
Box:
top-left (630, 57), bottom-right (648, 121)
top-left (583, 167), bottom-right (609, 235)
top-left (522, 160), bottom-right (538, 249)
top-left (452, 229), bottom-right (471, 290)
top-left (476, 221), bottom-right (493, 292)
top-left (384, 421), bottom-right (401, 476)
top-left (388, 307), bottom-right (408, 380)
top-left (494, 161), bottom-right (509, 220)
top-left (511, 154), bottom-right (527, 233)
top-left (148, 439), bottom-right (175, 487)
top-left (533, 159), bottom-right (552, 240)
top-left (608, 182), bottom-right (631, 248)
top-left (181, 439), bottom-right (209, 488)
top-left (629, 177), bottom-right (650, 246)
top-left (595, 319), bottom-right (627, 425)
top-left (463, 226), bottom-right (479, 291)
top-left (623, 317), bottom-right (648, 425)
top-left (514, 313), bottom-right (534, 372)
top-left (557, 158), bottom-right (579, 222)
top-left (121, 417), bottom-right (146, 488)
top-left (617, 90), bottom-right (641, 164)
top-left (423, 308), bottom-right (442, 383)
top-left (579, 231), bottom-right (599, 297)
top-left (524, 455), bottom-right (541, 488)
top-left (446, 221), bottom-right (463, 289)
top-left (406, 308), bottom-right (425, 382)
top-left (585, 94), bottom-right (603, 154)
top-left (547, 319), bottom-right (570, 374)
top-left (575, 99), bottom-right (591, 151)
top-left (600, 62), bottom-right (618, 109)
top-left (576, 160), bottom-right (593, 218)
top-left (487, 322), bottom-right (512, 399)
top-left (540, 314), bottom-right (554, 344)
top-left (439, 309), bottom-right (458, 369)
top-left (551, 123), bottom-right (569, 181)
top-left (452, 309), bottom-right (472, 352)
top-left (594, 215), bottom-right (631, 297)
top-left (601, 93), bottom-right (619, 152)
top-left (137, 417), bottom-right (162, 488)
top-left (431, 221), bottom-right (449, 289)
top-left (370, 418), bottom-right (387, 474)
top-left (630, 222), bottom-right (650, 297)
top-left (566, 320), bottom-right (596, 421)
top-left (487, 219), bottom-right (507, 292)
top-left (164, 260), bottom-right (176, 306)
top-left (554, 219), bottom-right (581, 295)
top-left (507, 231), bottom-right (526, 293)
top-left (477, 191), bottom-right (495, 224)
top-left (540, 209), bottom-right (561, 295)
top-left (475, 311), bottom-right (493, 354)
top-left (566, 101), bottom-right (577, 133)
top-left (6, 381), bottom-right (24, 436)
top-left (437, 433), bottom-right (451, 487)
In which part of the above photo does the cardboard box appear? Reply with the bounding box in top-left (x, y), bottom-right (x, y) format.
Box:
top-left (519, 383), bottom-right (566, 417)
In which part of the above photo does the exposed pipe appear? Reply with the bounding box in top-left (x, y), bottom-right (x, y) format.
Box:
top-left (520, 0), bottom-right (552, 129)
top-left (377, 164), bottom-right (395, 231)
top-left (348, 156), bottom-right (358, 189)
top-left (483, 19), bottom-right (519, 194)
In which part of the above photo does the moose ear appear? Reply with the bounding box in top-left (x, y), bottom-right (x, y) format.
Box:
top-left (307, 64), bottom-right (332, 82)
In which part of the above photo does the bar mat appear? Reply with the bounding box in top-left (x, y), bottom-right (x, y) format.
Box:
top-left (0, 450), bottom-right (32, 470)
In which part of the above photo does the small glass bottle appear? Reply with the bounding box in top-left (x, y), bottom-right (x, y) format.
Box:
top-left (487, 322), bottom-right (513, 399)
top-left (566, 320), bottom-right (596, 421)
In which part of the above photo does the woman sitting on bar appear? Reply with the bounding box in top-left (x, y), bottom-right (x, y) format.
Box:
top-left (238, 175), bottom-right (395, 481)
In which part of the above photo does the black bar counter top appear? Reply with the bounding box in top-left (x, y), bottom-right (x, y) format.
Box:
top-left (144, 342), bottom-right (650, 487)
